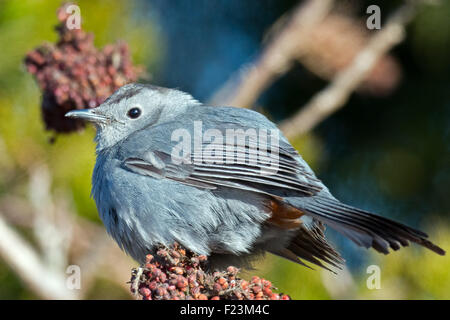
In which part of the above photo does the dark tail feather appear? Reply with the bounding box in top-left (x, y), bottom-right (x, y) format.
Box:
top-left (271, 220), bottom-right (345, 273)
top-left (302, 197), bottom-right (445, 256)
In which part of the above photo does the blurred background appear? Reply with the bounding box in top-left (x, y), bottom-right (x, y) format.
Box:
top-left (0, 0), bottom-right (449, 299)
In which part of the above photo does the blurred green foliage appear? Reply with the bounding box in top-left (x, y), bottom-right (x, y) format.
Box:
top-left (0, 0), bottom-right (157, 299)
top-left (0, 0), bottom-right (159, 220)
top-left (361, 222), bottom-right (450, 299)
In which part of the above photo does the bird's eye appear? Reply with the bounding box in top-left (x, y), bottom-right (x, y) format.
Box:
top-left (127, 107), bottom-right (141, 119)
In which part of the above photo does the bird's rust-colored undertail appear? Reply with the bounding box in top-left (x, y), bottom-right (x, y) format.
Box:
top-left (266, 199), bottom-right (304, 229)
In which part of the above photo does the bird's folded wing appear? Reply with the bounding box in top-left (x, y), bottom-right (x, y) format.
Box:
top-left (124, 144), bottom-right (322, 197)
top-left (120, 105), bottom-right (324, 197)
top-left (122, 143), bottom-right (322, 198)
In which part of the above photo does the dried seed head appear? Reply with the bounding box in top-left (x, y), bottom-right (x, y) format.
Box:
top-left (131, 242), bottom-right (290, 300)
top-left (25, 3), bottom-right (144, 133)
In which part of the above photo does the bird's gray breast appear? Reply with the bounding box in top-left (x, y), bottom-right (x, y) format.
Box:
top-left (92, 149), bottom-right (272, 262)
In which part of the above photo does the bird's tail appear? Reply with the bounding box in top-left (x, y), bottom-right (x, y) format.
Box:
top-left (297, 197), bottom-right (445, 256)
top-left (271, 218), bottom-right (345, 272)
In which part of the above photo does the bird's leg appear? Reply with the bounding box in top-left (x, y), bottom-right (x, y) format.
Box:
top-left (130, 266), bottom-right (144, 298)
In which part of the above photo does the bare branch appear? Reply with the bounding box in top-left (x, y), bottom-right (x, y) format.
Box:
top-left (279, 2), bottom-right (418, 138)
top-left (210, 0), bottom-right (334, 107)
top-left (28, 165), bottom-right (72, 272)
top-left (0, 191), bottom-right (134, 297)
top-left (0, 214), bottom-right (78, 299)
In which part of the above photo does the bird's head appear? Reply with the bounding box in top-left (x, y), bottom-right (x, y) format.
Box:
top-left (65, 83), bottom-right (200, 151)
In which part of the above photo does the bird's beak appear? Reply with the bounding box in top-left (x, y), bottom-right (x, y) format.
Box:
top-left (65, 109), bottom-right (110, 124)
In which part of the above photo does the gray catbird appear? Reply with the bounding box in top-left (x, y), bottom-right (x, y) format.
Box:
top-left (66, 83), bottom-right (445, 270)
